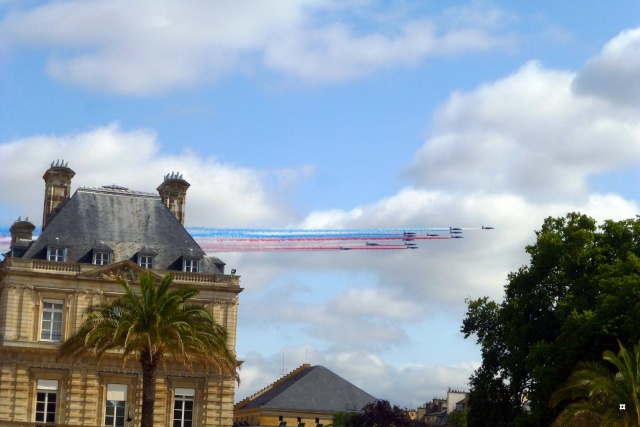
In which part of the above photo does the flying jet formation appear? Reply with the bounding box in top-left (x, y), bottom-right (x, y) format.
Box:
top-left (183, 226), bottom-right (492, 252)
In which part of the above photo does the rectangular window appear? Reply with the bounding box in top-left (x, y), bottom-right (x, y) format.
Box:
top-left (105, 384), bottom-right (127, 427)
top-left (138, 255), bottom-right (154, 269)
top-left (94, 251), bottom-right (111, 266)
top-left (183, 259), bottom-right (199, 273)
top-left (47, 247), bottom-right (65, 262)
top-left (173, 388), bottom-right (194, 427)
top-left (35, 379), bottom-right (58, 424)
top-left (41, 299), bottom-right (63, 342)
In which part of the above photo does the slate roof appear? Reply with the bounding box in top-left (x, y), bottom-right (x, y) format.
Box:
top-left (235, 365), bottom-right (377, 413)
top-left (20, 186), bottom-right (225, 273)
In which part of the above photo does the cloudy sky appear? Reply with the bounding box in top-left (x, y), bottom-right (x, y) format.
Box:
top-left (1, 0), bottom-right (639, 408)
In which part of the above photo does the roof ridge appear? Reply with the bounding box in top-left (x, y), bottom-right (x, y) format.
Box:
top-left (235, 363), bottom-right (312, 410)
top-left (78, 186), bottom-right (159, 198)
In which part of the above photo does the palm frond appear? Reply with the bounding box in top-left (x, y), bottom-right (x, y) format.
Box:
top-left (552, 340), bottom-right (640, 427)
top-left (59, 271), bottom-right (239, 382)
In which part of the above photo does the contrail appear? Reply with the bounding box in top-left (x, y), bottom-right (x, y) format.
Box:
top-left (0, 226), bottom-right (492, 254)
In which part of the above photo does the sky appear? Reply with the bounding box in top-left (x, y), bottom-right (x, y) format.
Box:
top-left (0, 0), bottom-right (639, 409)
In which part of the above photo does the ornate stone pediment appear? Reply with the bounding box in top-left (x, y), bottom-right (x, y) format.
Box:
top-left (78, 260), bottom-right (163, 282)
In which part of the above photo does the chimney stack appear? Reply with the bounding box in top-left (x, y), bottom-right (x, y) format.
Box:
top-left (42, 160), bottom-right (75, 230)
top-left (9, 217), bottom-right (36, 245)
top-left (157, 172), bottom-right (190, 225)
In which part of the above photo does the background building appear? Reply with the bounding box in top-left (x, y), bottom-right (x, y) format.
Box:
top-left (0, 161), bottom-right (241, 427)
top-left (418, 388), bottom-right (469, 426)
top-left (233, 364), bottom-right (377, 427)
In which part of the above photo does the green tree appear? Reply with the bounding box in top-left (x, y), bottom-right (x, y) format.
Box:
top-left (448, 408), bottom-right (468, 427)
top-left (59, 271), bottom-right (239, 427)
top-left (328, 412), bottom-right (359, 427)
top-left (462, 214), bottom-right (640, 426)
top-left (350, 400), bottom-right (420, 427)
top-left (551, 340), bottom-right (640, 426)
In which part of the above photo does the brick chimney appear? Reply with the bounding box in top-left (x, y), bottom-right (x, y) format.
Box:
top-left (42, 160), bottom-right (75, 230)
top-left (157, 172), bottom-right (190, 225)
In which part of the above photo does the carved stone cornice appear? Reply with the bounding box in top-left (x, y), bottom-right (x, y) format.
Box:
top-left (211, 298), bottom-right (239, 306)
top-left (2, 282), bottom-right (103, 295)
top-left (77, 260), bottom-right (162, 282)
top-left (3, 282), bottom-right (35, 290)
top-left (74, 288), bottom-right (104, 295)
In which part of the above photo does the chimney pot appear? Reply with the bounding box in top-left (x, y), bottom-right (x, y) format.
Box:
top-left (157, 172), bottom-right (190, 225)
top-left (42, 161), bottom-right (75, 230)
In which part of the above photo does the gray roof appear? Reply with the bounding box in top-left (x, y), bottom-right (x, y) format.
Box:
top-left (236, 365), bottom-right (377, 413)
top-left (20, 186), bottom-right (225, 273)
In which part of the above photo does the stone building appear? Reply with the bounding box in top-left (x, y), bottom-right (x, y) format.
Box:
top-left (233, 364), bottom-right (377, 427)
top-left (0, 161), bottom-right (242, 427)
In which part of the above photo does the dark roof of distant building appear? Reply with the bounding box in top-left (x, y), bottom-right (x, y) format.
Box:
top-left (235, 364), bottom-right (377, 414)
top-left (20, 186), bottom-right (224, 272)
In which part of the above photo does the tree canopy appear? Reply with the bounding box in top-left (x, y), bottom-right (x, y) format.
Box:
top-left (462, 213), bottom-right (640, 426)
top-left (329, 400), bottom-right (420, 427)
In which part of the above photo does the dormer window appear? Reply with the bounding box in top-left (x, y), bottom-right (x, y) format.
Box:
top-left (92, 242), bottom-right (113, 265)
top-left (183, 258), bottom-right (200, 273)
top-left (47, 246), bottom-right (66, 262)
top-left (93, 252), bottom-right (111, 265)
top-left (139, 255), bottom-right (154, 269)
top-left (137, 246), bottom-right (158, 270)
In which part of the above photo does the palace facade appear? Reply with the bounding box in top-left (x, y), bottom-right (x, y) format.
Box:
top-left (0, 161), bottom-right (242, 427)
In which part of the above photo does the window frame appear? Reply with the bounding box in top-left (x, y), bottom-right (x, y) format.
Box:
top-left (138, 255), bottom-right (154, 269)
top-left (182, 258), bottom-right (200, 273)
top-left (172, 388), bottom-right (195, 427)
top-left (40, 299), bottom-right (64, 342)
top-left (47, 246), bottom-right (66, 262)
top-left (35, 379), bottom-right (58, 424)
top-left (99, 375), bottom-right (137, 427)
top-left (93, 251), bottom-right (112, 266)
top-left (104, 384), bottom-right (128, 427)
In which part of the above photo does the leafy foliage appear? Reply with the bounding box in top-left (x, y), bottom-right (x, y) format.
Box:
top-left (328, 412), bottom-right (359, 427)
top-left (329, 400), bottom-right (420, 427)
top-left (59, 271), bottom-right (239, 427)
top-left (447, 408), bottom-right (468, 427)
top-left (462, 213), bottom-right (640, 426)
top-left (551, 340), bottom-right (640, 426)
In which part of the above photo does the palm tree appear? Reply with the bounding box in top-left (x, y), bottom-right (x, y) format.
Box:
top-left (59, 271), bottom-right (239, 427)
top-left (551, 340), bottom-right (640, 426)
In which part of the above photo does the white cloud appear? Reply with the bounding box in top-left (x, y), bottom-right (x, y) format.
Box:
top-left (236, 345), bottom-right (480, 408)
top-left (0, 125), bottom-right (299, 230)
top-left (263, 19), bottom-right (507, 83)
top-left (0, 1), bottom-right (512, 94)
top-left (329, 288), bottom-right (417, 320)
top-left (405, 58), bottom-right (640, 202)
top-left (573, 28), bottom-right (640, 106)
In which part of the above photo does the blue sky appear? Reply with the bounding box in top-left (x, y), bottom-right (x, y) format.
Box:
top-left (1, 0), bottom-right (639, 408)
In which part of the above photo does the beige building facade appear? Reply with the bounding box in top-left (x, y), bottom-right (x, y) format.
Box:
top-left (0, 161), bottom-right (242, 427)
